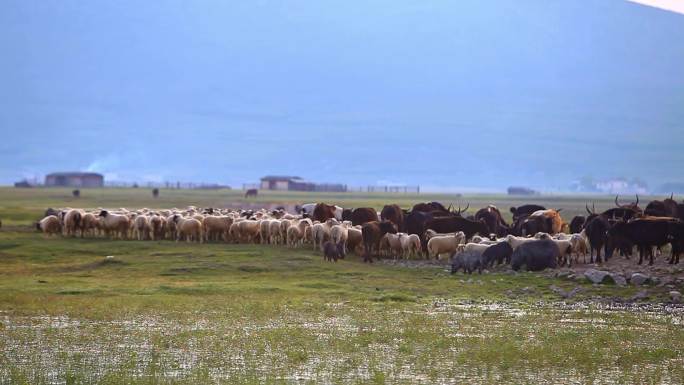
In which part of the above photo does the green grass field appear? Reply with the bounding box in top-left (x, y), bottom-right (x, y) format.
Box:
top-left (0, 187), bottom-right (682, 384)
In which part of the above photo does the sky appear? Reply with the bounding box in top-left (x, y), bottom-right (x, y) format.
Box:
top-left (0, 1), bottom-right (682, 192)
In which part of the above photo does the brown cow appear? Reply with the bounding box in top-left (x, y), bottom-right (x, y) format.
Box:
top-left (361, 221), bottom-right (398, 263)
top-left (313, 203), bottom-right (337, 222)
top-left (381, 204), bottom-right (404, 232)
top-left (351, 207), bottom-right (378, 226)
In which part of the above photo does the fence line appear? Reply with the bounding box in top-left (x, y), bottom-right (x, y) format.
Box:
top-left (105, 181), bottom-right (231, 190)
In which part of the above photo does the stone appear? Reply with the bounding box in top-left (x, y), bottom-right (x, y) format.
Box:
top-left (556, 270), bottom-right (571, 279)
top-left (584, 269), bottom-right (611, 284)
top-left (630, 273), bottom-right (650, 286)
top-left (670, 291), bottom-right (681, 303)
top-left (610, 273), bottom-right (627, 286)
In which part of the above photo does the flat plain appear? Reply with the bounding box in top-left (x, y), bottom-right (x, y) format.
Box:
top-left (1, 188), bottom-right (682, 384)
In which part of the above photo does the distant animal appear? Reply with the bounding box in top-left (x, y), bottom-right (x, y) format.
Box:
top-left (244, 189), bottom-right (258, 198)
top-left (450, 251), bottom-right (483, 274)
top-left (510, 239), bottom-right (559, 271)
top-left (361, 221), bottom-right (397, 262)
top-left (152, 188), bottom-right (160, 198)
top-left (72, 189), bottom-right (80, 198)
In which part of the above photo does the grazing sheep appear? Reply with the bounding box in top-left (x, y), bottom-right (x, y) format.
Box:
top-left (481, 241), bottom-right (513, 267)
top-left (399, 233), bottom-right (422, 259)
top-left (312, 219), bottom-right (338, 252)
top-left (463, 242), bottom-right (491, 258)
top-left (37, 215), bottom-right (61, 236)
top-left (80, 212), bottom-right (100, 238)
top-left (536, 233), bottom-right (573, 265)
top-left (237, 220), bottom-right (261, 243)
top-left (287, 225), bottom-right (303, 248)
top-left (505, 234), bottom-right (536, 251)
top-left (133, 215), bottom-right (151, 241)
top-left (425, 229), bottom-right (460, 241)
top-left (149, 215), bottom-right (166, 240)
top-left (202, 216), bottom-right (232, 242)
top-left (279, 219), bottom-right (295, 245)
top-left (259, 220), bottom-right (273, 245)
top-left (379, 233), bottom-right (404, 259)
top-left (98, 210), bottom-right (131, 239)
top-left (63, 209), bottom-right (83, 237)
top-left (570, 232), bottom-right (589, 265)
top-left (510, 239), bottom-right (559, 271)
top-left (173, 215), bottom-right (203, 243)
top-left (269, 219), bottom-right (283, 244)
top-left (321, 240), bottom-right (344, 262)
top-left (228, 222), bottom-right (241, 243)
top-left (427, 232), bottom-right (466, 260)
top-left (451, 251), bottom-right (483, 274)
top-left (346, 227), bottom-right (364, 255)
top-left (330, 224), bottom-right (349, 256)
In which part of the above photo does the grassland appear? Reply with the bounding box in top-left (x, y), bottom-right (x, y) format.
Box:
top-left (0, 187), bottom-right (683, 384)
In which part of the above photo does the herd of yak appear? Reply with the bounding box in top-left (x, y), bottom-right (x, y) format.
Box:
top-left (31, 194), bottom-right (684, 273)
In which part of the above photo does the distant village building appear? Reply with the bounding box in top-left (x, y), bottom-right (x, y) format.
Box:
top-left (507, 186), bottom-right (539, 196)
top-left (259, 175), bottom-right (347, 192)
top-left (570, 177), bottom-right (648, 194)
top-left (45, 172), bottom-right (104, 188)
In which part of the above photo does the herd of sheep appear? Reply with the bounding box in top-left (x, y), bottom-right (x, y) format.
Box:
top-left (34, 205), bottom-right (592, 272)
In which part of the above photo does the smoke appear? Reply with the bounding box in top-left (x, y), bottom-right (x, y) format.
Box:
top-left (84, 154), bottom-right (167, 183)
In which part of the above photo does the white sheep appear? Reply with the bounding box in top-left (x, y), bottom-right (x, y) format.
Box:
top-left (380, 233), bottom-right (404, 259)
top-left (399, 233), bottom-right (422, 259)
top-left (133, 215), bottom-right (151, 241)
top-left (98, 210), bottom-right (131, 239)
top-left (37, 215), bottom-right (61, 236)
top-left (427, 232), bottom-right (466, 260)
top-left (505, 234), bottom-right (536, 251)
top-left (173, 216), bottom-right (203, 243)
top-left (203, 215), bottom-right (232, 242)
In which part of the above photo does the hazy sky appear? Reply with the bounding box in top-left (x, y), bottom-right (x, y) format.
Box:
top-left (1, 1), bottom-right (682, 191)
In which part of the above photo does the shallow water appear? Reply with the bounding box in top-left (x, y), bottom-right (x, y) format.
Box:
top-left (1, 302), bottom-right (683, 384)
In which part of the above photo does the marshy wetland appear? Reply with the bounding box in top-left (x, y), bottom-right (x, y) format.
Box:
top-left (1, 188), bottom-right (683, 384)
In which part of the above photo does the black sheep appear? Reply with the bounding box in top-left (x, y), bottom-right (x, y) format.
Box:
top-left (510, 239), bottom-right (559, 271)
